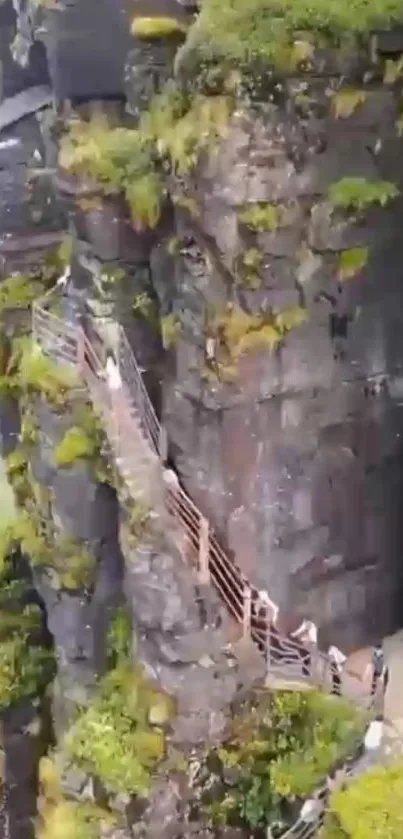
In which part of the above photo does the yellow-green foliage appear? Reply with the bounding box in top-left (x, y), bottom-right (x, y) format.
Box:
top-left (0, 272), bottom-right (44, 317)
top-left (209, 304), bottom-right (306, 378)
top-left (239, 203), bottom-right (285, 233)
top-left (37, 756), bottom-right (114, 839)
top-left (131, 16), bottom-right (188, 40)
top-left (322, 762), bottom-right (403, 839)
top-left (197, 689), bottom-right (364, 831)
top-left (65, 664), bottom-right (174, 795)
top-left (187, 0), bottom-right (403, 68)
top-left (328, 177), bottom-right (399, 212)
top-left (0, 511), bottom-right (95, 591)
top-left (331, 88), bottom-right (367, 119)
top-left (54, 426), bottom-right (96, 467)
top-left (17, 344), bottom-right (80, 405)
top-left (59, 118), bottom-right (164, 230)
top-left (161, 313), bottom-right (182, 349)
top-left (0, 558), bottom-right (54, 711)
top-left (338, 247), bottom-right (368, 281)
top-left (141, 83), bottom-right (232, 175)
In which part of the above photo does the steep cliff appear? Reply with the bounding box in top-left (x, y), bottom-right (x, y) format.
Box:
top-left (1, 1), bottom-right (403, 838)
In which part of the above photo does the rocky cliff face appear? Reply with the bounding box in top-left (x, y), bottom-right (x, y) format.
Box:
top-left (1, 0), bottom-right (403, 837)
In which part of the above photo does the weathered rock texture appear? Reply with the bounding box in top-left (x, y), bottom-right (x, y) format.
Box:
top-left (157, 69), bottom-right (403, 651)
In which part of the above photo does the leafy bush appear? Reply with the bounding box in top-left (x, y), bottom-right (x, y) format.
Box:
top-left (60, 118), bottom-right (164, 230)
top-left (54, 426), bottom-right (96, 467)
top-left (328, 178), bottom-right (399, 212)
top-left (0, 633), bottom-right (54, 710)
top-left (131, 16), bottom-right (188, 39)
top-left (322, 762), bottom-right (403, 839)
top-left (197, 689), bottom-right (364, 831)
top-left (0, 272), bottom-right (44, 317)
top-left (65, 664), bottom-right (174, 795)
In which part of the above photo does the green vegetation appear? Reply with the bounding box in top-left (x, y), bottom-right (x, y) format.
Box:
top-left (60, 118), bottom-right (164, 230)
top-left (131, 16), bottom-right (188, 40)
top-left (328, 178), bottom-right (399, 212)
top-left (161, 312), bottom-right (182, 349)
top-left (331, 88), bottom-right (367, 119)
top-left (0, 558), bottom-right (54, 711)
top-left (65, 663), bottom-right (174, 796)
top-left (196, 689), bottom-right (364, 831)
top-left (239, 203), bottom-right (285, 233)
top-left (54, 426), bottom-right (96, 467)
top-left (0, 510), bottom-right (95, 591)
top-left (140, 83), bottom-right (232, 175)
top-left (338, 247), bottom-right (369, 281)
top-left (187, 0), bottom-right (403, 69)
top-left (37, 756), bottom-right (115, 839)
top-left (207, 304), bottom-right (306, 380)
top-left (321, 762), bottom-right (403, 839)
top-left (106, 605), bottom-right (132, 670)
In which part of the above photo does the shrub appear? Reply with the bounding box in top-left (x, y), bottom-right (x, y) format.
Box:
top-left (54, 426), bottom-right (96, 467)
top-left (50, 537), bottom-right (96, 591)
top-left (131, 16), bottom-right (188, 40)
top-left (197, 689), bottom-right (364, 831)
top-left (322, 762), bottom-right (403, 839)
top-left (0, 633), bottom-right (54, 710)
top-left (65, 664), bottom-right (174, 795)
top-left (328, 178), bottom-right (399, 212)
top-left (17, 345), bottom-right (80, 405)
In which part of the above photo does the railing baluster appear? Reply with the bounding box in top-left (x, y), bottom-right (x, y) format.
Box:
top-left (198, 515), bottom-right (210, 584)
top-left (242, 584), bottom-right (252, 637)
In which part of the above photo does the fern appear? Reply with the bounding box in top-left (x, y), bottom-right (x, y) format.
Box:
top-left (328, 177), bottom-right (399, 212)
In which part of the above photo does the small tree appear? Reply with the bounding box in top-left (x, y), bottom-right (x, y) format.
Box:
top-left (322, 762), bottom-right (403, 839)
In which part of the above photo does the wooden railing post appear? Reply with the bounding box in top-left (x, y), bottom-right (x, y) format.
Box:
top-left (198, 516), bottom-right (210, 584)
top-left (242, 584), bottom-right (252, 638)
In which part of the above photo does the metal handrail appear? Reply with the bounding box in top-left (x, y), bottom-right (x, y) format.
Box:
top-left (31, 295), bottom-right (376, 708)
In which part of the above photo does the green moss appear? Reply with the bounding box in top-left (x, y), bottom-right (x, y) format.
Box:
top-left (65, 664), bottom-right (174, 796)
top-left (239, 203), bottom-right (284, 233)
top-left (106, 605), bottom-right (132, 670)
top-left (207, 304), bottom-right (306, 380)
top-left (338, 247), bottom-right (368, 281)
top-left (188, 0), bottom-right (403, 69)
top-left (161, 313), bottom-right (182, 349)
top-left (60, 118), bottom-right (165, 230)
top-left (141, 84), bottom-right (233, 175)
top-left (131, 16), bottom-right (188, 40)
top-left (197, 689), bottom-right (365, 831)
top-left (328, 177), bottom-right (399, 212)
top-left (54, 426), bottom-right (96, 467)
top-left (17, 344), bottom-right (80, 406)
top-left (38, 757), bottom-right (115, 839)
